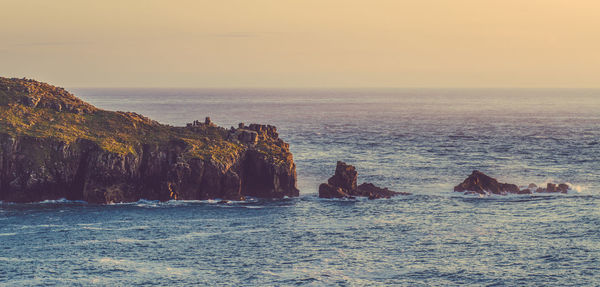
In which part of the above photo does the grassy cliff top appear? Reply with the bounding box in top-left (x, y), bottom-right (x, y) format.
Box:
top-left (0, 77), bottom-right (290, 164)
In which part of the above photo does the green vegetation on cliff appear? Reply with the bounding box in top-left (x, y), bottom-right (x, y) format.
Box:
top-left (0, 77), bottom-right (287, 164)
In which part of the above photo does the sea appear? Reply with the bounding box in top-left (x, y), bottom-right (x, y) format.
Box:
top-left (1, 88), bottom-right (599, 286)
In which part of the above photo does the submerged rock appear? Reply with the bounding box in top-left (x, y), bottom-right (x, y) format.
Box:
top-left (0, 77), bottom-right (299, 203)
top-left (318, 161), bottom-right (410, 199)
top-left (454, 170), bottom-right (570, 195)
top-left (356, 183), bottom-right (405, 200)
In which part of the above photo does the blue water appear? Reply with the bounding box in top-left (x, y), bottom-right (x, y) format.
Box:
top-left (2, 89), bottom-right (600, 286)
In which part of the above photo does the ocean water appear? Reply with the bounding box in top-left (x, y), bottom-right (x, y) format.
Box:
top-left (1, 89), bottom-right (599, 286)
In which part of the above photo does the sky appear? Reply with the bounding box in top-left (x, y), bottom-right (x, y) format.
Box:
top-left (1, 0), bottom-right (599, 88)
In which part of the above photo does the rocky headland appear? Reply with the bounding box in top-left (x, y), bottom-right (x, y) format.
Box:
top-left (319, 161), bottom-right (411, 199)
top-left (0, 77), bottom-right (298, 203)
top-left (454, 170), bottom-right (570, 195)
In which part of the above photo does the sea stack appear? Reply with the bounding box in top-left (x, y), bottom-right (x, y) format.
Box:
top-left (454, 170), bottom-right (570, 195)
top-left (0, 77), bottom-right (299, 203)
top-left (318, 161), bottom-right (411, 199)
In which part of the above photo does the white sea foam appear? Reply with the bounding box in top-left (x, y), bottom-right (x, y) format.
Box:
top-left (164, 199), bottom-right (204, 205)
top-left (35, 198), bottom-right (87, 204)
top-left (133, 199), bottom-right (161, 207)
top-left (565, 182), bottom-right (585, 193)
top-left (104, 198), bottom-right (258, 207)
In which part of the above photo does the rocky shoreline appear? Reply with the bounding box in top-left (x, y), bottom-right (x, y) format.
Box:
top-left (0, 78), bottom-right (576, 204)
top-left (0, 77), bottom-right (298, 203)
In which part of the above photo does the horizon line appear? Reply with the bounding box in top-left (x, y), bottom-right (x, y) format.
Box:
top-left (68, 86), bottom-right (600, 90)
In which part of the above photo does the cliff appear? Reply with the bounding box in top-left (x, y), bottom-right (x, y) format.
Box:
top-left (0, 77), bottom-right (298, 203)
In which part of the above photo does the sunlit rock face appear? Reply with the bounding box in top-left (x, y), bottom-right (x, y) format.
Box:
top-left (0, 77), bottom-right (298, 203)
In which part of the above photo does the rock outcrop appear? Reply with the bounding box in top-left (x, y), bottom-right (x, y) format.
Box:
top-left (531, 183), bottom-right (570, 194)
top-left (0, 77), bottom-right (298, 203)
top-left (318, 161), bottom-right (410, 199)
top-left (454, 170), bottom-right (571, 195)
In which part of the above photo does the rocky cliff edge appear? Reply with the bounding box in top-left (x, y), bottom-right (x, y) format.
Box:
top-left (0, 77), bottom-right (298, 203)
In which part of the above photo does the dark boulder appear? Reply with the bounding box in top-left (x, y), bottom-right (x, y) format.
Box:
top-left (535, 183), bottom-right (570, 193)
top-left (318, 183), bottom-right (349, 198)
top-left (327, 161), bottom-right (357, 192)
top-left (454, 170), bottom-right (520, 195)
top-left (455, 170), bottom-right (571, 195)
top-left (515, 188), bottom-right (533, 195)
top-left (558, 183), bottom-right (569, 193)
top-left (318, 161), bottom-right (410, 199)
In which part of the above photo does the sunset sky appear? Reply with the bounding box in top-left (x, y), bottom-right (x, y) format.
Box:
top-left (1, 0), bottom-right (599, 88)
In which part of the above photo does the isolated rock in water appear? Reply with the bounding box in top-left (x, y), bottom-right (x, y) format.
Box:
top-left (327, 161), bottom-right (358, 191)
top-left (515, 188), bottom-right (533, 195)
top-left (318, 161), bottom-right (410, 199)
top-left (535, 183), bottom-right (570, 193)
top-left (454, 171), bottom-right (520, 195)
top-left (454, 170), bottom-right (571, 195)
top-left (0, 77), bottom-right (299, 203)
top-left (558, 183), bottom-right (570, 193)
top-left (318, 161), bottom-right (355, 199)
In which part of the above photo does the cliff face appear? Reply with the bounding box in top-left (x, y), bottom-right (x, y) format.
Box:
top-left (0, 77), bottom-right (298, 203)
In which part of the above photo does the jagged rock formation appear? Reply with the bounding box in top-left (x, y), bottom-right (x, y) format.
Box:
top-left (454, 170), bottom-right (570, 195)
top-left (453, 170), bottom-right (521, 195)
top-left (0, 77), bottom-right (298, 203)
top-left (318, 161), bottom-right (411, 199)
top-left (525, 183), bottom-right (570, 194)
